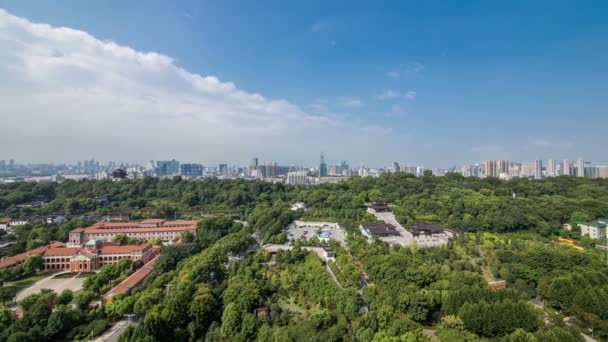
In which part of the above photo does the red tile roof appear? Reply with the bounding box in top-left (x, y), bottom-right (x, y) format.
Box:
top-left (0, 258), bottom-right (18, 269)
top-left (0, 242), bottom-right (63, 269)
top-left (103, 255), bottom-right (159, 303)
top-left (100, 244), bottom-right (151, 254)
top-left (140, 219), bottom-right (166, 224)
top-left (70, 220), bottom-right (197, 235)
top-left (44, 247), bottom-right (82, 256)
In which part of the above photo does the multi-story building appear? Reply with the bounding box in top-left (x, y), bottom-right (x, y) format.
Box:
top-left (155, 160), bottom-right (180, 177)
top-left (483, 160), bottom-right (497, 178)
top-left (509, 164), bottom-right (521, 178)
top-left (578, 220), bottom-right (607, 240)
top-left (286, 171), bottom-right (308, 185)
top-left (42, 241), bottom-right (156, 272)
top-left (576, 158), bottom-right (585, 177)
top-left (598, 165), bottom-right (608, 179)
top-left (534, 159), bottom-right (543, 180)
top-left (520, 162), bottom-right (535, 178)
top-left (180, 163), bottom-right (203, 177)
top-left (319, 153), bottom-right (328, 177)
top-left (219, 164), bottom-right (229, 176)
top-left (497, 160), bottom-right (509, 177)
top-left (546, 159), bottom-right (557, 177)
top-left (562, 159), bottom-right (571, 176)
top-left (69, 219), bottom-right (198, 245)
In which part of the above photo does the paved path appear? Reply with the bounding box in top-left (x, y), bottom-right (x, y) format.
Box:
top-left (582, 334), bottom-right (597, 342)
top-left (324, 264), bottom-right (342, 289)
top-left (371, 212), bottom-right (414, 246)
top-left (372, 211), bottom-right (450, 247)
top-left (94, 318), bottom-right (132, 342)
top-left (422, 329), bottom-right (437, 340)
top-left (263, 244), bottom-right (332, 262)
top-left (15, 272), bottom-right (85, 302)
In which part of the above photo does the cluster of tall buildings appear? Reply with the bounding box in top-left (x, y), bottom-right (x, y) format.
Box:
top-left (2, 155), bottom-right (608, 184)
top-left (462, 158), bottom-right (608, 180)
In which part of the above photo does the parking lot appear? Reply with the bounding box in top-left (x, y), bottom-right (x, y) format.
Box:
top-left (285, 221), bottom-right (346, 245)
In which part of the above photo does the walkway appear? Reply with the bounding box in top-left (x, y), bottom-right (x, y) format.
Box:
top-left (94, 318), bottom-right (134, 342)
top-left (262, 244), bottom-right (332, 262)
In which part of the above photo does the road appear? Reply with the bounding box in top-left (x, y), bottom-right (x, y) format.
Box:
top-left (94, 318), bottom-right (134, 342)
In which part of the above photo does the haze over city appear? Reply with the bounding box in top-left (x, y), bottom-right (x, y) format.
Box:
top-left (1, 1), bottom-right (607, 167)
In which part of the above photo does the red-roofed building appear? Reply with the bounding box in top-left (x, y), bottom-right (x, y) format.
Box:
top-left (0, 242), bottom-right (64, 269)
top-left (68, 219), bottom-right (197, 245)
top-left (41, 242), bottom-right (156, 272)
top-left (102, 255), bottom-right (159, 303)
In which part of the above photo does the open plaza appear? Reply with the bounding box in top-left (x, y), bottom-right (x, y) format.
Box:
top-left (285, 220), bottom-right (346, 245)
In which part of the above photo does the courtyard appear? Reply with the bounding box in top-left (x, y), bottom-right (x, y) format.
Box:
top-left (285, 220), bottom-right (346, 245)
top-left (15, 272), bottom-right (87, 303)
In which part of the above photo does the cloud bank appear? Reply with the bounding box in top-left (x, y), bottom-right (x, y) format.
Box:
top-left (0, 9), bottom-right (396, 165)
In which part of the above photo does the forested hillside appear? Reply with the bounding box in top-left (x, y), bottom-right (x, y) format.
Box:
top-left (1, 174), bottom-right (608, 341)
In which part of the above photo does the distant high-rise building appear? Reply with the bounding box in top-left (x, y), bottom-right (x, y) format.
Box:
top-left (598, 166), bottom-right (608, 179)
top-left (219, 164), bottom-right (229, 176)
top-left (286, 171), bottom-right (308, 185)
top-left (509, 163), bottom-right (521, 178)
top-left (483, 160), bottom-right (497, 178)
top-left (319, 153), bottom-right (328, 177)
top-left (546, 159), bottom-right (557, 177)
top-left (155, 159), bottom-right (180, 176)
top-left (576, 158), bottom-right (585, 177)
top-left (521, 162), bottom-right (535, 178)
top-left (497, 160), bottom-right (509, 177)
top-left (562, 159), bottom-right (571, 176)
top-left (534, 159), bottom-right (543, 180)
top-left (585, 166), bottom-right (599, 179)
top-left (337, 161), bottom-right (349, 176)
top-left (392, 162), bottom-right (400, 173)
top-left (180, 163), bottom-right (203, 177)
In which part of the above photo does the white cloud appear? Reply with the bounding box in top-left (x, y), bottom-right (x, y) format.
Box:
top-left (310, 19), bottom-right (334, 33)
top-left (386, 62), bottom-right (424, 79)
top-left (467, 145), bottom-right (504, 154)
top-left (384, 104), bottom-right (403, 117)
top-left (376, 89), bottom-right (416, 101)
top-left (0, 9), bottom-right (398, 164)
top-left (341, 97), bottom-right (363, 108)
top-left (527, 139), bottom-right (574, 149)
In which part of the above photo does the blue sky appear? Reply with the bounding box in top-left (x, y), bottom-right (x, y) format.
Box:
top-left (1, 1), bottom-right (607, 167)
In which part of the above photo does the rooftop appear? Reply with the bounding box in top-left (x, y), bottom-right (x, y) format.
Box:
top-left (360, 223), bottom-right (400, 236)
top-left (70, 219), bottom-right (197, 234)
top-left (411, 222), bottom-right (446, 236)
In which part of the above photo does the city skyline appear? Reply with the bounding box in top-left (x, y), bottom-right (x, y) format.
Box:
top-left (1, 3), bottom-right (608, 166)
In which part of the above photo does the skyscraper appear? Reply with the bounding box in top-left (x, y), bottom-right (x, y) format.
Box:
top-left (483, 160), bottom-right (496, 178)
top-left (546, 159), bottom-right (556, 177)
top-left (534, 159), bottom-right (543, 180)
top-left (392, 162), bottom-right (400, 173)
top-left (219, 163), bottom-right (228, 176)
top-left (562, 159), bottom-right (571, 176)
top-left (576, 158), bottom-right (585, 177)
top-left (319, 153), bottom-right (328, 177)
top-left (497, 160), bottom-right (509, 177)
